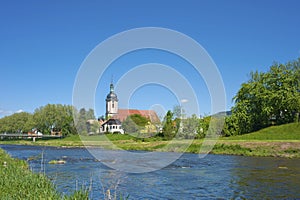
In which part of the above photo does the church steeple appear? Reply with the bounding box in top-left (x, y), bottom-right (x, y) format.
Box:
top-left (106, 81), bottom-right (118, 118)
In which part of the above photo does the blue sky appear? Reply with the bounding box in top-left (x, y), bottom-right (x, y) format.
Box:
top-left (1, 0), bottom-right (300, 118)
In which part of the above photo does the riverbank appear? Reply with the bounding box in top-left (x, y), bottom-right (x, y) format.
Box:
top-left (1, 135), bottom-right (299, 158)
top-left (1, 123), bottom-right (299, 158)
top-left (0, 148), bottom-right (88, 199)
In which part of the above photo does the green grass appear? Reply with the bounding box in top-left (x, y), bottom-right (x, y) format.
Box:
top-left (211, 144), bottom-right (253, 156)
top-left (0, 148), bottom-right (88, 199)
top-left (1, 123), bottom-right (300, 158)
top-left (223, 122), bottom-right (300, 140)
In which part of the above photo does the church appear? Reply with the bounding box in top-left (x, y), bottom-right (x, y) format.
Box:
top-left (99, 83), bottom-right (160, 134)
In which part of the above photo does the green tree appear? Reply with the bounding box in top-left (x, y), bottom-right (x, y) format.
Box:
top-left (74, 107), bottom-right (97, 135)
top-left (221, 115), bottom-right (239, 137)
top-left (86, 108), bottom-right (96, 120)
top-left (122, 114), bottom-right (149, 133)
top-left (181, 114), bottom-right (199, 139)
top-left (0, 112), bottom-right (33, 133)
top-left (198, 116), bottom-right (211, 138)
top-left (162, 110), bottom-right (175, 139)
top-left (0, 104), bottom-right (88, 136)
top-left (90, 122), bottom-right (100, 133)
top-left (75, 108), bottom-right (88, 134)
top-left (173, 105), bottom-right (184, 119)
top-left (129, 114), bottom-right (149, 127)
top-left (231, 58), bottom-right (300, 134)
top-left (122, 116), bottom-right (139, 133)
top-left (33, 104), bottom-right (76, 135)
top-left (59, 105), bottom-right (77, 136)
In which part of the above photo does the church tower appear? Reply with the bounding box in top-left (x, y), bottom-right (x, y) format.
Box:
top-left (106, 82), bottom-right (118, 118)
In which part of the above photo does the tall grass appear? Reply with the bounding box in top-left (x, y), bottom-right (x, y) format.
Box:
top-left (0, 148), bottom-right (88, 199)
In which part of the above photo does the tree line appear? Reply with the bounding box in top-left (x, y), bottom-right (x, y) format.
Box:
top-left (0, 104), bottom-right (97, 136)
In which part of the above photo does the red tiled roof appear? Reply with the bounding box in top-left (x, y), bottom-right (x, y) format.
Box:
top-left (113, 109), bottom-right (160, 123)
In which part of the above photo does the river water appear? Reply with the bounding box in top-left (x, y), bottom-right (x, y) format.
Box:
top-left (1, 145), bottom-right (299, 199)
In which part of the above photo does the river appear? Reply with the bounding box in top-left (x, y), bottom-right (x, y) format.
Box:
top-left (1, 145), bottom-right (299, 199)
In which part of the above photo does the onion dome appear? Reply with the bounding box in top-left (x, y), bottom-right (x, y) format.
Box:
top-left (106, 83), bottom-right (118, 101)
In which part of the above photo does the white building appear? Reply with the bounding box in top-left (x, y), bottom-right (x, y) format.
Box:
top-left (100, 118), bottom-right (124, 134)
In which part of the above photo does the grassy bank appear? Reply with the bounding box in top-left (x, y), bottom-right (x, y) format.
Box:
top-left (223, 122), bottom-right (300, 140)
top-left (0, 123), bottom-right (299, 158)
top-left (0, 148), bottom-right (88, 199)
top-left (216, 123), bottom-right (300, 158)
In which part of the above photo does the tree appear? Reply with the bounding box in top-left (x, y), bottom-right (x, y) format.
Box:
top-left (162, 110), bottom-right (176, 139)
top-left (0, 104), bottom-right (94, 136)
top-left (122, 116), bottom-right (139, 133)
top-left (231, 58), bottom-right (300, 134)
top-left (75, 108), bottom-right (88, 134)
top-left (221, 115), bottom-right (239, 137)
top-left (0, 112), bottom-right (33, 133)
top-left (86, 108), bottom-right (96, 120)
top-left (173, 105), bottom-right (183, 119)
top-left (74, 107), bottom-right (97, 135)
top-left (129, 114), bottom-right (149, 127)
top-left (59, 105), bottom-right (77, 136)
top-left (33, 104), bottom-right (76, 135)
top-left (122, 114), bottom-right (149, 133)
top-left (181, 114), bottom-right (199, 139)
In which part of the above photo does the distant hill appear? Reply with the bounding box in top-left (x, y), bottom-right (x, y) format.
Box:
top-left (212, 111), bottom-right (232, 117)
top-left (225, 123), bottom-right (300, 140)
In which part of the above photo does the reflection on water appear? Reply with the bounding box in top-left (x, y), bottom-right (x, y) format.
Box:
top-left (1, 145), bottom-right (299, 199)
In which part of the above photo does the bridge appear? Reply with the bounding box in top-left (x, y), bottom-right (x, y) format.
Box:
top-left (0, 133), bottom-right (63, 142)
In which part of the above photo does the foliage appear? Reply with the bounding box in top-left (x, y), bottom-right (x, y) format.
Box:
top-left (0, 112), bottom-right (33, 133)
top-left (197, 116), bottom-right (211, 138)
top-left (161, 107), bottom-right (212, 139)
top-left (129, 114), bottom-right (149, 127)
top-left (74, 108), bottom-right (97, 135)
top-left (87, 120), bottom-right (100, 134)
top-left (0, 104), bottom-right (97, 136)
top-left (221, 115), bottom-right (240, 137)
top-left (75, 108), bottom-right (88, 134)
top-left (181, 114), bottom-right (199, 139)
top-left (34, 104), bottom-right (77, 136)
top-left (173, 105), bottom-right (184, 119)
top-left (122, 117), bottom-right (139, 133)
top-left (230, 58), bottom-right (300, 134)
top-left (162, 110), bottom-right (176, 139)
top-left (122, 114), bottom-right (149, 133)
